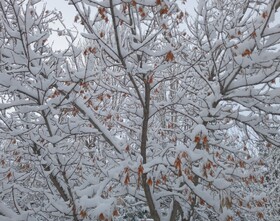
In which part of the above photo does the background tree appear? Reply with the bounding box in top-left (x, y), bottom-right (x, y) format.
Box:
top-left (261, 143), bottom-right (280, 221)
top-left (0, 0), bottom-right (280, 221)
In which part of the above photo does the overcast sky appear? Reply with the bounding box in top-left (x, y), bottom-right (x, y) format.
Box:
top-left (42, 0), bottom-right (197, 49)
top-left (43, 0), bottom-right (197, 21)
top-left (43, 0), bottom-right (77, 26)
top-left (41, 0), bottom-right (280, 50)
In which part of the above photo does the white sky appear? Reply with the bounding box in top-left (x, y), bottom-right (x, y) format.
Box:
top-left (40, 0), bottom-right (80, 49)
top-left (43, 0), bottom-right (77, 26)
top-left (41, 0), bottom-right (279, 50)
top-left (42, 0), bottom-right (197, 49)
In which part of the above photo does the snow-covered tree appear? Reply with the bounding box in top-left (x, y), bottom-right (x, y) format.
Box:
top-left (0, 0), bottom-right (280, 221)
top-left (260, 143), bottom-right (280, 221)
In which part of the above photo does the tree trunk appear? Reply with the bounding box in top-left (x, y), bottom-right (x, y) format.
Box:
top-left (141, 82), bottom-right (161, 221)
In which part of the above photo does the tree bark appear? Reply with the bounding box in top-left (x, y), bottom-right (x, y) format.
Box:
top-left (141, 82), bottom-right (161, 221)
